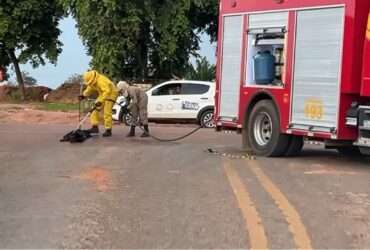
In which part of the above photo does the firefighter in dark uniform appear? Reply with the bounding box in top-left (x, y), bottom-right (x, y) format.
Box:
top-left (117, 81), bottom-right (149, 138)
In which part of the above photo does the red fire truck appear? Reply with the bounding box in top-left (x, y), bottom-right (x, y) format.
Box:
top-left (215, 0), bottom-right (370, 157)
top-left (0, 67), bottom-right (5, 82)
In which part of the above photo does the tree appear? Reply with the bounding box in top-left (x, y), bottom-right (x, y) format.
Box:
top-left (61, 0), bottom-right (219, 80)
top-left (189, 0), bottom-right (219, 42)
top-left (64, 74), bottom-right (83, 85)
top-left (21, 71), bottom-right (37, 86)
top-left (0, 0), bottom-right (64, 100)
top-left (186, 57), bottom-right (216, 82)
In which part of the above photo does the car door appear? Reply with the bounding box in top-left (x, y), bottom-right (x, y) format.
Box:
top-left (178, 83), bottom-right (211, 119)
top-left (147, 82), bottom-right (183, 119)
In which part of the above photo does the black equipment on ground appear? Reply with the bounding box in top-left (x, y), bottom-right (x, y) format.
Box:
top-left (60, 106), bottom-right (97, 144)
top-left (60, 129), bottom-right (92, 143)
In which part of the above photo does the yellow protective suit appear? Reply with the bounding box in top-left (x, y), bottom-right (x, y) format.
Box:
top-left (83, 71), bottom-right (119, 129)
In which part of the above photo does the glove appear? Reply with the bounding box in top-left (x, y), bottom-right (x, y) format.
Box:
top-left (95, 102), bottom-right (103, 108)
top-left (78, 95), bottom-right (85, 101)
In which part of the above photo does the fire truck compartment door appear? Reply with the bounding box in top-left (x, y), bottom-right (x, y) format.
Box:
top-left (291, 7), bottom-right (344, 131)
top-left (249, 12), bottom-right (288, 29)
top-left (219, 15), bottom-right (243, 120)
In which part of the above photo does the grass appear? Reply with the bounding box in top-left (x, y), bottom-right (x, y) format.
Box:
top-left (36, 102), bottom-right (80, 112)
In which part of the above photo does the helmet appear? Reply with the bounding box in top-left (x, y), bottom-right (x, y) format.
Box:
top-left (117, 81), bottom-right (129, 92)
top-left (83, 70), bottom-right (97, 86)
top-left (117, 81), bottom-right (130, 97)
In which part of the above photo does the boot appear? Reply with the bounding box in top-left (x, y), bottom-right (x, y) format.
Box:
top-left (102, 129), bottom-right (112, 137)
top-left (87, 125), bottom-right (99, 134)
top-left (141, 125), bottom-right (150, 138)
top-left (127, 126), bottom-right (136, 137)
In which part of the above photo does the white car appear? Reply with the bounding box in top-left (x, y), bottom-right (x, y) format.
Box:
top-left (112, 80), bottom-right (216, 128)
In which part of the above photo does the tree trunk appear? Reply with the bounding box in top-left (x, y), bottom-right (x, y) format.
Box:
top-left (8, 50), bottom-right (25, 101)
top-left (138, 43), bottom-right (148, 81)
top-left (137, 21), bottom-right (150, 81)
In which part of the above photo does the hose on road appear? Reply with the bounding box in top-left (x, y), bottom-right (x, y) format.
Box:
top-left (137, 125), bottom-right (203, 142)
top-left (114, 100), bottom-right (204, 142)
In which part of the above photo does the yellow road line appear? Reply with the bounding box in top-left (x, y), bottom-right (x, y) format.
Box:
top-left (224, 160), bottom-right (268, 250)
top-left (248, 160), bottom-right (312, 250)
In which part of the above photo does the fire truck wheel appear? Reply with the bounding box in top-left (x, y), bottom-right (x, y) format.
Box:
top-left (337, 146), bottom-right (362, 157)
top-left (247, 100), bottom-right (290, 157)
top-left (285, 136), bottom-right (304, 157)
top-left (359, 147), bottom-right (370, 156)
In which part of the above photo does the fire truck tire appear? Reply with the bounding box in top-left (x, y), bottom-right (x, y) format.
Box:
top-left (359, 147), bottom-right (370, 156)
top-left (285, 136), bottom-right (304, 157)
top-left (247, 100), bottom-right (290, 157)
top-left (337, 146), bottom-right (362, 157)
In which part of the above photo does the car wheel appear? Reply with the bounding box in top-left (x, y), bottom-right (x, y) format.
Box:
top-left (118, 110), bottom-right (125, 124)
top-left (123, 113), bottom-right (134, 126)
top-left (200, 110), bottom-right (215, 128)
top-left (247, 100), bottom-right (290, 157)
top-left (285, 136), bottom-right (304, 157)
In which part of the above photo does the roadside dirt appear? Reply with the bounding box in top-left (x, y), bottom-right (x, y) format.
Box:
top-left (0, 104), bottom-right (79, 125)
top-left (0, 104), bottom-right (200, 127)
top-left (46, 83), bottom-right (82, 104)
top-left (0, 85), bottom-right (51, 102)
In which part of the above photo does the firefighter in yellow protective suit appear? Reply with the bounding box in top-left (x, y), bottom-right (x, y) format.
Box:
top-left (79, 70), bottom-right (119, 137)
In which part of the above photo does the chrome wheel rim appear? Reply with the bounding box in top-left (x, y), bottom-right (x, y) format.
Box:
top-left (253, 112), bottom-right (273, 146)
top-left (203, 113), bottom-right (215, 128)
top-left (125, 113), bottom-right (134, 126)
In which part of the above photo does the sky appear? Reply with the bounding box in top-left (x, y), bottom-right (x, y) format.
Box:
top-left (18, 17), bottom-right (216, 89)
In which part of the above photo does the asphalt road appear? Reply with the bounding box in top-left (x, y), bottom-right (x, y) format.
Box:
top-left (0, 122), bottom-right (369, 249)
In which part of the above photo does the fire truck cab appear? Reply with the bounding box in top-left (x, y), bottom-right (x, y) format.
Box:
top-left (215, 0), bottom-right (370, 157)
